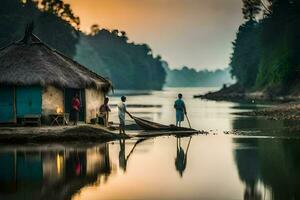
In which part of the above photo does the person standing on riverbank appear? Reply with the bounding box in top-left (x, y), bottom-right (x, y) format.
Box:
top-left (174, 93), bottom-right (186, 127)
top-left (71, 94), bottom-right (80, 125)
top-left (118, 96), bottom-right (131, 135)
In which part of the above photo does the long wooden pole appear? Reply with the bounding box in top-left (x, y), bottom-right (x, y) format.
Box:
top-left (185, 113), bottom-right (192, 129)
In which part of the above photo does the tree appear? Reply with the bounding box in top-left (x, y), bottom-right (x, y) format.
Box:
top-left (0, 1), bottom-right (166, 90)
top-left (38, 0), bottom-right (80, 29)
top-left (74, 26), bottom-right (167, 90)
top-left (0, 0), bottom-right (79, 58)
top-left (230, 0), bottom-right (300, 95)
top-left (242, 0), bottom-right (262, 20)
top-left (230, 20), bottom-right (261, 88)
top-left (90, 24), bottom-right (100, 35)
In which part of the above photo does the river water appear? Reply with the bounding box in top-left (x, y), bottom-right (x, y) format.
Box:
top-left (1, 87), bottom-right (300, 200)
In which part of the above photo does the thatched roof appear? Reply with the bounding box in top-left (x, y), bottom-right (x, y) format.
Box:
top-left (0, 30), bottom-right (111, 92)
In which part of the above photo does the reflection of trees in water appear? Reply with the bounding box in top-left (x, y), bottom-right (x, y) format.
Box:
top-left (233, 136), bottom-right (300, 200)
top-left (0, 143), bottom-right (113, 200)
top-left (258, 139), bottom-right (300, 200)
top-left (232, 116), bottom-right (285, 134)
top-left (175, 137), bottom-right (192, 177)
top-left (232, 111), bottom-right (300, 136)
top-left (233, 138), bottom-right (262, 200)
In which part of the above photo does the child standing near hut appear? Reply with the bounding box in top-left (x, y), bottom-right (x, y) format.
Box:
top-left (99, 97), bottom-right (111, 127)
top-left (118, 96), bottom-right (131, 135)
top-left (174, 93), bottom-right (187, 127)
top-left (72, 94), bottom-right (81, 125)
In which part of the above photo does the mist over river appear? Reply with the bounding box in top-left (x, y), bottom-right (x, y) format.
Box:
top-left (1, 87), bottom-right (299, 200)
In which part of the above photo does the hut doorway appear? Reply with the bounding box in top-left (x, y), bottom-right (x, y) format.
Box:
top-left (64, 89), bottom-right (86, 122)
top-left (0, 86), bottom-right (15, 123)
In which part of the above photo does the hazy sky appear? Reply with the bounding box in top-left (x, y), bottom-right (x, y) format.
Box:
top-left (65, 0), bottom-right (244, 70)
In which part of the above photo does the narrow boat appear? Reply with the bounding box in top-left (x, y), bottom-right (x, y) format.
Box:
top-left (131, 116), bottom-right (198, 132)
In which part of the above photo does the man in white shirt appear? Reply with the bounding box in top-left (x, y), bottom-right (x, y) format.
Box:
top-left (118, 96), bottom-right (127, 135)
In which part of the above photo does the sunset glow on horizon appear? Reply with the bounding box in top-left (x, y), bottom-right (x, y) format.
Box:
top-left (65, 0), bottom-right (244, 70)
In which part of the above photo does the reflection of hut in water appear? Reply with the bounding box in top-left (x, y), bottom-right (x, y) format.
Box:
top-left (98, 143), bottom-right (111, 174)
top-left (66, 151), bottom-right (87, 178)
top-left (233, 138), bottom-right (262, 200)
top-left (0, 152), bottom-right (16, 193)
top-left (0, 144), bottom-right (114, 200)
top-left (0, 151), bottom-right (43, 199)
top-left (41, 144), bottom-right (113, 200)
top-left (175, 137), bottom-right (192, 177)
top-left (0, 25), bottom-right (111, 125)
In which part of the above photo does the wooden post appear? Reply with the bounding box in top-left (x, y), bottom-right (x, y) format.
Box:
top-left (63, 88), bottom-right (65, 114)
top-left (84, 89), bottom-right (87, 123)
top-left (13, 86), bottom-right (16, 123)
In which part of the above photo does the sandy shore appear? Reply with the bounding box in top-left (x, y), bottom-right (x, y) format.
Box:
top-left (0, 125), bottom-right (126, 144)
top-left (237, 101), bottom-right (300, 120)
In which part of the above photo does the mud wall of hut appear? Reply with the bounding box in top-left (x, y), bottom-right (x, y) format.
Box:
top-left (42, 86), bottom-right (64, 116)
top-left (85, 88), bottom-right (104, 123)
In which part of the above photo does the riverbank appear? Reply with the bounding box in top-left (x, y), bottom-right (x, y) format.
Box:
top-left (194, 84), bottom-right (300, 102)
top-left (194, 84), bottom-right (246, 101)
top-left (0, 123), bottom-right (205, 144)
top-left (236, 101), bottom-right (300, 121)
top-left (0, 125), bottom-right (126, 144)
top-left (193, 84), bottom-right (300, 121)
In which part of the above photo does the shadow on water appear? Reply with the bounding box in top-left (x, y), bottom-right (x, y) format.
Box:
top-left (233, 137), bottom-right (300, 200)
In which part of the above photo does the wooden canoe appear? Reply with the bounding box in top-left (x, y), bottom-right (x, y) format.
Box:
top-left (132, 116), bottom-right (198, 132)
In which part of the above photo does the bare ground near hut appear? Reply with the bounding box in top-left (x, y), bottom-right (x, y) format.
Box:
top-left (0, 123), bottom-right (207, 144)
top-left (0, 125), bottom-right (126, 144)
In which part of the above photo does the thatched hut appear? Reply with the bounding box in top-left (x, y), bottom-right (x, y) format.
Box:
top-left (0, 27), bottom-right (112, 125)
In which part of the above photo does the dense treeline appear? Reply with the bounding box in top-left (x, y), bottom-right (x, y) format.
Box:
top-left (0, 0), bottom-right (166, 90)
top-left (165, 66), bottom-right (234, 87)
top-left (231, 0), bottom-right (300, 95)
top-left (0, 0), bottom-right (79, 58)
top-left (75, 27), bottom-right (166, 90)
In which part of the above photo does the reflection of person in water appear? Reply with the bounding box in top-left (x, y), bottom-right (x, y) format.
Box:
top-left (119, 139), bottom-right (127, 172)
top-left (66, 151), bottom-right (86, 177)
top-left (175, 137), bottom-right (192, 177)
top-left (118, 138), bottom-right (146, 173)
top-left (100, 143), bottom-right (112, 175)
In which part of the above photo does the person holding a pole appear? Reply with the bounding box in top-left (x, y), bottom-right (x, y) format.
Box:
top-left (174, 93), bottom-right (187, 127)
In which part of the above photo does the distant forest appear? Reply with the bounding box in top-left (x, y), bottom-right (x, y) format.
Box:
top-left (0, 0), bottom-right (166, 90)
top-left (165, 66), bottom-right (234, 87)
top-left (231, 0), bottom-right (300, 95)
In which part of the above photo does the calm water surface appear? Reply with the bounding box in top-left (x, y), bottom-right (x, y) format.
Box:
top-left (1, 87), bottom-right (300, 200)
